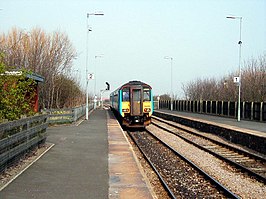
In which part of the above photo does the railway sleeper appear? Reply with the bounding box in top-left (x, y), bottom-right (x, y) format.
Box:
top-left (234, 159), bottom-right (256, 163)
top-left (204, 145), bottom-right (217, 149)
top-left (233, 157), bottom-right (252, 161)
top-left (249, 168), bottom-right (266, 171)
top-left (214, 151), bottom-right (234, 155)
top-left (223, 154), bottom-right (246, 158)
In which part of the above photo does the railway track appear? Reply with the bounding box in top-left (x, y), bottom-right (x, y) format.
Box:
top-left (128, 129), bottom-right (239, 199)
top-left (152, 116), bottom-right (266, 184)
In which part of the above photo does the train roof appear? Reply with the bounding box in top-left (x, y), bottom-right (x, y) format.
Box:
top-left (120, 80), bottom-right (152, 89)
top-left (110, 80), bottom-right (152, 95)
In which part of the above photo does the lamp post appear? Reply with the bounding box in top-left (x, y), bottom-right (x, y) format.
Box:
top-left (227, 15), bottom-right (242, 122)
top-left (164, 56), bottom-right (173, 111)
top-left (85, 12), bottom-right (104, 120)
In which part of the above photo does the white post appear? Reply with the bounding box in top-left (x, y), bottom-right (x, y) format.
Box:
top-left (85, 12), bottom-right (104, 120)
top-left (227, 16), bottom-right (242, 122)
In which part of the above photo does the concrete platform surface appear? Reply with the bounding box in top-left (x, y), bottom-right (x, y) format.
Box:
top-left (107, 110), bottom-right (154, 199)
top-left (0, 109), bottom-right (155, 199)
top-left (156, 109), bottom-right (266, 134)
top-left (0, 109), bottom-right (109, 199)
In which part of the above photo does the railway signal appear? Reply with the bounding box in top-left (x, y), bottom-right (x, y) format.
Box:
top-left (106, 82), bottom-right (110, 90)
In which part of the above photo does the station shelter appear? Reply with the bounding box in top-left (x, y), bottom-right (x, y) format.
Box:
top-left (2, 71), bottom-right (44, 112)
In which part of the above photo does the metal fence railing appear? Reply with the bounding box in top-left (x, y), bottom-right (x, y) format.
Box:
top-left (45, 104), bottom-right (93, 124)
top-left (0, 114), bottom-right (48, 172)
top-left (158, 100), bottom-right (266, 122)
top-left (0, 103), bottom-right (95, 173)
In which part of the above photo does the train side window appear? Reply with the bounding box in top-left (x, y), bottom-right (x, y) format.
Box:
top-left (122, 89), bottom-right (129, 101)
top-left (114, 94), bottom-right (118, 103)
top-left (143, 89), bottom-right (151, 101)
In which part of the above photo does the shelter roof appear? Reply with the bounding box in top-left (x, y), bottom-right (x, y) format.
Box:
top-left (2, 71), bottom-right (44, 82)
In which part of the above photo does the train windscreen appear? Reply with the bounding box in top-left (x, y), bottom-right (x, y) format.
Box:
top-left (143, 88), bottom-right (151, 101)
top-left (122, 88), bottom-right (129, 101)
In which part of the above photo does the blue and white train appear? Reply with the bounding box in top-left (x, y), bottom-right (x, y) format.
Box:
top-left (110, 80), bottom-right (153, 128)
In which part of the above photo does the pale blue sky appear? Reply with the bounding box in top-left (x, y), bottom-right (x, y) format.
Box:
top-left (1, 0), bottom-right (265, 99)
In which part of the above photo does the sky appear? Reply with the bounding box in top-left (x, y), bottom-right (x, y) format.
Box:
top-left (0, 0), bottom-right (265, 99)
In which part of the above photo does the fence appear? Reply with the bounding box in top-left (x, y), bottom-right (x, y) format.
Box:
top-left (0, 114), bottom-right (48, 172)
top-left (0, 103), bottom-right (95, 172)
top-left (158, 100), bottom-right (266, 122)
top-left (46, 104), bottom-right (93, 124)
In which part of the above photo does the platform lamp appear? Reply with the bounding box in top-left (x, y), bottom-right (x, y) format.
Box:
top-left (164, 56), bottom-right (173, 111)
top-left (227, 15), bottom-right (242, 122)
top-left (85, 12), bottom-right (104, 120)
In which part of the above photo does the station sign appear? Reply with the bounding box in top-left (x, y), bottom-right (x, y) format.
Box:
top-left (233, 76), bottom-right (240, 83)
top-left (88, 73), bottom-right (95, 80)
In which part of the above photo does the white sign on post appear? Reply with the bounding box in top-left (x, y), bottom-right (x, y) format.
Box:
top-left (88, 73), bottom-right (95, 80)
top-left (233, 76), bottom-right (240, 83)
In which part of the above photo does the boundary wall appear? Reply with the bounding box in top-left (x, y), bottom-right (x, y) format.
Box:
top-left (159, 100), bottom-right (266, 122)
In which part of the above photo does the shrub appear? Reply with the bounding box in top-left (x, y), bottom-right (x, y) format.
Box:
top-left (0, 60), bottom-right (36, 121)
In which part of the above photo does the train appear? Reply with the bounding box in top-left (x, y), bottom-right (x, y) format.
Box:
top-left (110, 80), bottom-right (153, 128)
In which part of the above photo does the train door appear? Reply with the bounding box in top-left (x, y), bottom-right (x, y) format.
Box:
top-left (131, 88), bottom-right (142, 116)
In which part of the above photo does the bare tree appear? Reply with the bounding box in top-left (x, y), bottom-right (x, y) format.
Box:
top-left (182, 54), bottom-right (266, 102)
top-left (0, 27), bottom-right (85, 109)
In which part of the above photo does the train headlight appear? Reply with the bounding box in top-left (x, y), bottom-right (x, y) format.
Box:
top-left (122, 109), bottom-right (129, 112)
top-left (144, 108), bottom-right (151, 112)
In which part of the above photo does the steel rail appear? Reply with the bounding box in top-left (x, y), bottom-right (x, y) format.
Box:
top-left (152, 116), bottom-right (266, 161)
top-left (127, 130), bottom-right (176, 199)
top-left (144, 128), bottom-right (240, 199)
top-left (152, 116), bottom-right (266, 183)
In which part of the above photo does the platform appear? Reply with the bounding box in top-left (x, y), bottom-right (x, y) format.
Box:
top-left (108, 110), bottom-right (154, 199)
top-left (0, 109), bottom-right (154, 199)
top-left (155, 109), bottom-right (266, 134)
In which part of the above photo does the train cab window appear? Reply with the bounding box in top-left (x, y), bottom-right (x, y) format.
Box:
top-left (122, 89), bottom-right (129, 101)
top-left (143, 89), bottom-right (151, 101)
